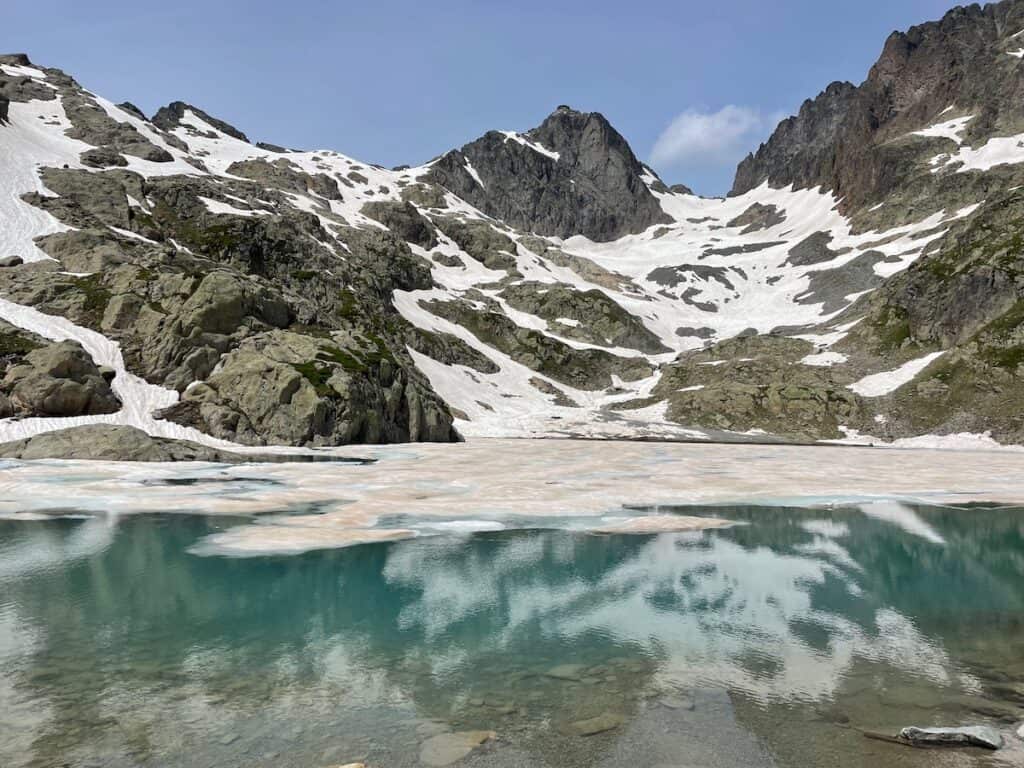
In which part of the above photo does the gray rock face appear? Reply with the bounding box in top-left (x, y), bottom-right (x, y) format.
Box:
top-left (638, 335), bottom-right (864, 441)
top-left (727, 203), bottom-right (786, 233)
top-left (426, 106), bottom-right (670, 241)
top-left (227, 158), bottom-right (342, 200)
top-left (0, 93), bottom-right (8, 124)
top-left (0, 255), bottom-right (22, 267)
top-left (785, 232), bottom-right (844, 267)
top-left (152, 101), bottom-right (249, 141)
top-left (0, 425), bottom-right (246, 462)
top-left (80, 146), bottom-right (128, 168)
top-left (431, 215), bottom-right (518, 272)
top-left (423, 297), bottom-right (653, 390)
top-left (155, 330), bottom-right (457, 446)
top-left (361, 200), bottom-right (437, 249)
top-left (898, 725), bottom-right (1004, 750)
top-left (1, 340), bottom-right (120, 417)
top-left (731, 0), bottom-right (1024, 209)
top-left (499, 281), bottom-right (669, 353)
top-left (732, 81), bottom-right (857, 199)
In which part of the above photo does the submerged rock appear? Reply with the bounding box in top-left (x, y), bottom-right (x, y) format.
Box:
top-left (898, 725), bottom-right (1004, 750)
top-left (658, 695), bottom-right (696, 711)
top-left (419, 730), bottom-right (495, 767)
top-left (560, 711), bottom-right (626, 736)
top-left (545, 663), bottom-right (586, 681)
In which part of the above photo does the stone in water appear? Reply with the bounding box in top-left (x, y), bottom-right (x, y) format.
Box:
top-left (899, 726), bottom-right (1003, 750)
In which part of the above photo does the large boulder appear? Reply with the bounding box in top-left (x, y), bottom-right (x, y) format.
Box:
top-left (1, 340), bottom-right (120, 417)
top-left (0, 425), bottom-right (245, 462)
top-left (156, 330), bottom-right (458, 446)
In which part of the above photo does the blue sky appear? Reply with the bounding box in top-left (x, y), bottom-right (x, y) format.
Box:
top-left (6, 0), bottom-right (954, 195)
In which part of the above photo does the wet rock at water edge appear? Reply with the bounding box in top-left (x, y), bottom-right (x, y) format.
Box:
top-left (419, 730), bottom-right (496, 767)
top-left (898, 725), bottom-right (1003, 750)
top-left (0, 424), bottom-right (249, 462)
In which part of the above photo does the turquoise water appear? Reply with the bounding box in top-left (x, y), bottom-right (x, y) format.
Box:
top-left (1, 504), bottom-right (1023, 767)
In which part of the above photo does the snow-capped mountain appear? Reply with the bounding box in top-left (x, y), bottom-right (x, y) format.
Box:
top-left (2, 0), bottom-right (1024, 456)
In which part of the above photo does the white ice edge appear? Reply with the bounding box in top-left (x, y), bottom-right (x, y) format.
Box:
top-left (3, 439), bottom-right (1024, 558)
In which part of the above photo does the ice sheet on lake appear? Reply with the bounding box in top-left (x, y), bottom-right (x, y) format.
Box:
top-left (3, 439), bottom-right (1024, 556)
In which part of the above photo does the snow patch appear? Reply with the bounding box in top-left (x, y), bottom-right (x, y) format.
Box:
top-left (800, 351), bottom-right (848, 367)
top-left (848, 352), bottom-right (945, 397)
top-left (198, 196), bottom-right (272, 217)
top-left (499, 131), bottom-right (561, 160)
top-left (912, 114), bottom-right (974, 143)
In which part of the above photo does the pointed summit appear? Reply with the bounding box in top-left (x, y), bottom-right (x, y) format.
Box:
top-left (426, 106), bottom-right (671, 241)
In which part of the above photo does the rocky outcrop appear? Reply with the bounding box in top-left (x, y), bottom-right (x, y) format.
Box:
top-left (426, 106), bottom-right (670, 241)
top-left (832, 192), bottom-right (1024, 443)
top-left (1, 153), bottom-right (460, 447)
top-left (152, 101), bottom-right (249, 141)
top-left (627, 336), bottom-right (865, 441)
top-left (155, 330), bottom-right (457, 446)
top-left (431, 215), bottom-right (518, 271)
top-left (423, 298), bottom-right (653, 390)
top-left (1, 340), bottom-right (119, 417)
top-left (898, 725), bottom-right (1003, 750)
top-left (0, 425), bottom-right (246, 462)
top-left (362, 200), bottom-right (437, 249)
top-left (499, 281), bottom-right (669, 353)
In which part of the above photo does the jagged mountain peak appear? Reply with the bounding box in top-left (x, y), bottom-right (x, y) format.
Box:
top-left (151, 100), bottom-right (250, 143)
top-left (731, 0), bottom-right (1024, 206)
top-left (425, 106), bottom-right (671, 241)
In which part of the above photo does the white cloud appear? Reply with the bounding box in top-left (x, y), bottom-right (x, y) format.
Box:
top-left (650, 105), bottom-right (786, 170)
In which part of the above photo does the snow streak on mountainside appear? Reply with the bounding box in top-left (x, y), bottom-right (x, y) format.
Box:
top-left (2, 0), bottom-right (1024, 456)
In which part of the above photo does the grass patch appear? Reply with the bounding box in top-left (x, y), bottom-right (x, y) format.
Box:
top-left (0, 331), bottom-right (42, 358)
top-left (72, 274), bottom-right (112, 324)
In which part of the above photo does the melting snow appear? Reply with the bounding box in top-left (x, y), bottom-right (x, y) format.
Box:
top-left (499, 131), bottom-right (561, 160)
top-left (800, 351), bottom-right (848, 367)
top-left (912, 114), bottom-right (975, 143)
top-left (848, 352), bottom-right (945, 397)
top-left (198, 196), bottom-right (272, 217)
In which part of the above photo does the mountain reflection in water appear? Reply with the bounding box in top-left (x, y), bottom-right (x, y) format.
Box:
top-left (1, 502), bottom-right (1023, 767)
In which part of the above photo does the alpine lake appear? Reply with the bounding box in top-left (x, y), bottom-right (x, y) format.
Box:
top-left (2, 500), bottom-right (1023, 767)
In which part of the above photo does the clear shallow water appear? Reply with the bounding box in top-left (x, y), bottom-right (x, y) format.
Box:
top-left (1, 504), bottom-right (1023, 767)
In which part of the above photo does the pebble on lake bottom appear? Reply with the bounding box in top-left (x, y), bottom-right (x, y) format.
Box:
top-left (560, 711), bottom-right (626, 737)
